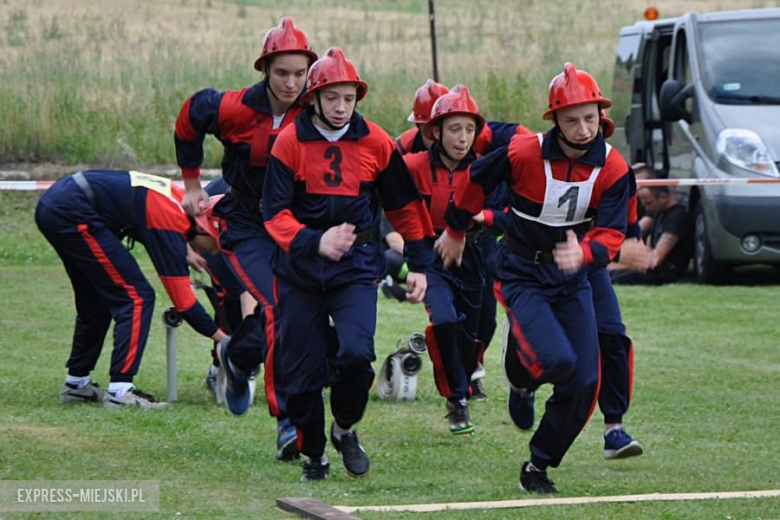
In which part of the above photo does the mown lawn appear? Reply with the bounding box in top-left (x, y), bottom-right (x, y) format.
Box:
top-left (1, 192), bottom-right (779, 518)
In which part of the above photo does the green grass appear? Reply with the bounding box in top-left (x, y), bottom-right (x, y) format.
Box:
top-left (2, 193), bottom-right (780, 518)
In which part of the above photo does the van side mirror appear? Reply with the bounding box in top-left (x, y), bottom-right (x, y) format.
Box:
top-left (660, 79), bottom-right (694, 124)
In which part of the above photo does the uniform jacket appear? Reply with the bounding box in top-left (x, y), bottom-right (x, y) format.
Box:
top-left (71, 170), bottom-right (218, 336)
top-left (447, 128), bottom-right (630, 269)
top-left (263, 109), bottom-right (434, 290)
top-left (174, 80), bottom-right (305, 200)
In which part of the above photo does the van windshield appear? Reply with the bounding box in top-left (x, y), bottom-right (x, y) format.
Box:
top-left (699, 19), bottom-right (780, 105)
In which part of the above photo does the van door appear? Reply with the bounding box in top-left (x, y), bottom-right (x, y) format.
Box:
top-left (640, 26), bottom-right (673, 174)
top-left (610, 28), bottom-right (641, 161)
top-left (666, 27), bottom-right (697, 185)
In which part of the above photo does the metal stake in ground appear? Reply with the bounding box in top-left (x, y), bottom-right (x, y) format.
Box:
top-left (428, 0), bottom-right (439, 82)
top-left (162, 307), bottom-right (183, 401)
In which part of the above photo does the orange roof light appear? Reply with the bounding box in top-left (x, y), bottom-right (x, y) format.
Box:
top-left (645, 7), bottom-right (659, 20)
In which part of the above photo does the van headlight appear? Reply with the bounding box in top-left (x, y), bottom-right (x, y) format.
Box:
top-left (716, 129), bottom-right (779, 177)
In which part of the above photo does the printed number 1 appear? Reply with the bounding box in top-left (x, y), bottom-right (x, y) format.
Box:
top-left (324, 146), bottom-right (343, 187)
top-left (558, 186), bottom-right (579, 221)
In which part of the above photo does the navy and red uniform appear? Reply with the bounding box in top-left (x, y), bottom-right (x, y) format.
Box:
top-left (590, 172), bottom-right (640, 425)
top-left (174, 80), bottom-right (303, 416)
top-left (404, 143), bottom-right (489, 403)
top-left (35, 170), bottom-right (219, 383)
top-left (263, 108), bottom-right (434, 460)
top-left (447, 128), bottom-right (630, 470)
top-left (397, 122), bottom-right (531, 358)
top-left (198, 177), bottom-right (243, 334)
top-left (473, 123), bottom-right (533, 364)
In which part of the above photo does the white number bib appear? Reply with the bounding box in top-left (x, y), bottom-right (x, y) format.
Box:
top-left (129, 171), bottom-right (172, 197)
top-left (512, 134), bottom-right (610, 227)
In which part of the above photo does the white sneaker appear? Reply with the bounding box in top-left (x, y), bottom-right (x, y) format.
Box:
top-left (59, 382), bottom-right (107, 404)
top-left (104, 387), bottom-right (168, 409)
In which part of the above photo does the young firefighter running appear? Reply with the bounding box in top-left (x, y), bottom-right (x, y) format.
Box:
top-left (35, 170), bottom-right (227, 408)
top-left (397, 79), bottom-right (532, 400)
top-left (262, 47), bottom-right (434, 482)
top-left (403, 85), bottom-right (493, 435)
top-left (174, 17), bottom-right (316, 460)
top-left (436, 63), bottom-right (632, 493)
top-left (507, 111), bottom-right (648, 460)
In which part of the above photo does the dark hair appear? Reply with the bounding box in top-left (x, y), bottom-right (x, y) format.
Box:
top-left (639, 185), bottom-right (670, 197)
top-left (631, 162), bottom-right (654, 179)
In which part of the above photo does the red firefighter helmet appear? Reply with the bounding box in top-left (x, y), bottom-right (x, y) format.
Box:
top-left (424, 85), bottom-right (485, 141)
top-left (543, 62), bottom-right (612, 120)
top-left (407, 79), bottom-right (450, 124)
top-left (303, 47), bottom-right (368, 104)
top-left (600, 109), bottom-right (615, 138)
top-left (254, 17), bottom-right (318, 72)
top-left (192, 195), bottom-right (224, 242)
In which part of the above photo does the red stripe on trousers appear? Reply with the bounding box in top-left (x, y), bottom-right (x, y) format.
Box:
top-left (493, 280), bottom-right (543, 380)
top-left (78, 224), bottom-right (142, 374)
top-left (584, 349), bottom-right (602, 425)
top-left (221, 246), bottom-right (278, 416)
top-left (627, 339), bottom-right (634, 403)
top-left (264, 276), bottom-right (280, 416)
top-left (424, 320), bottom-right (452, 399)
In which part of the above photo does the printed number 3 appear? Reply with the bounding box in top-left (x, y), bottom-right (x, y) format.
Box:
top-left (324, 146), bottom-right (343, 187)
top-left (558, 186), bottom-right (579, 221)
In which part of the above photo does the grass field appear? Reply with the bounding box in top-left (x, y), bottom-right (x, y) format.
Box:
top-left (2, 1), bottom-right (780, 517)
top-left (2, 0), bottom-right (778, 169)
top-left (1, 192), bottom-right (779, 519)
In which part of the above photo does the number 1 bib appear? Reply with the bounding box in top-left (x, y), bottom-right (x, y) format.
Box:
top-left (512, 134), bottom-right (610, 227)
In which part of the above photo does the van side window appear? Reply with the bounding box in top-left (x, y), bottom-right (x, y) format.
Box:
top-left (611, 33), bottom-right (640, 129)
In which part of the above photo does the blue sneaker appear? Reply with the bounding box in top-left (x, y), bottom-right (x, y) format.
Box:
top-left (277, 417), bottom-right (300, 461)
top-left (508, 387), bottom-right (535, 431)
top-left (604, 427), bottom-right (644, 460)
top-left (217, 338), bottom-right (251, 416)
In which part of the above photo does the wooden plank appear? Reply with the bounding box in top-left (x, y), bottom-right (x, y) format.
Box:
top-left (276, 497), bottom-right (361, 520)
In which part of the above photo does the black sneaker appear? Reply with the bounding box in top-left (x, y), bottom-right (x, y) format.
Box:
top-left (300, 458), bottom-right (330, 483)
top-left (446, 400), bottom-right (475, 435)
top-left (508, 387), bottom-right (535, 431)
top-left (276, 417), bottom-right (300, 461)
top-left (330, 424), bottom-right (371, 478)
top-left (519, 461), bottom-right (557, 494)
top-left (469, 378), bottom-right (488, 402)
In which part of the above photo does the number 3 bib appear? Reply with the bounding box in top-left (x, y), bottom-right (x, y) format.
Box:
top-left (304, 140), bottom-right (361, 196)
top-left (512, 134), bottom-right (610, 227)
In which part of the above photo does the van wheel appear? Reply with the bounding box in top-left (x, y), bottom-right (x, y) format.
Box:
top-left (693, 205), bottom-right (730, 284)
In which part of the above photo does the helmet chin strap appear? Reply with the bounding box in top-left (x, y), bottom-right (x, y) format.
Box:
top-left (263, 64), bottom-right (285, 104)
top-left (553, 111), bottom-right (601, 151)
top-left (435, 122), bottom-right (458, 162)
top-left (315, 91), bottom-right (351, 131)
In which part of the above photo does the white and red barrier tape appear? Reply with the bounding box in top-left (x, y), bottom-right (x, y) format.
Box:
top-left (2, 178), bottom-right (780, 191)
top-left (637, 178), bottom-right (780, 187)
top-left (0, 180), bottom-right (206, 191)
